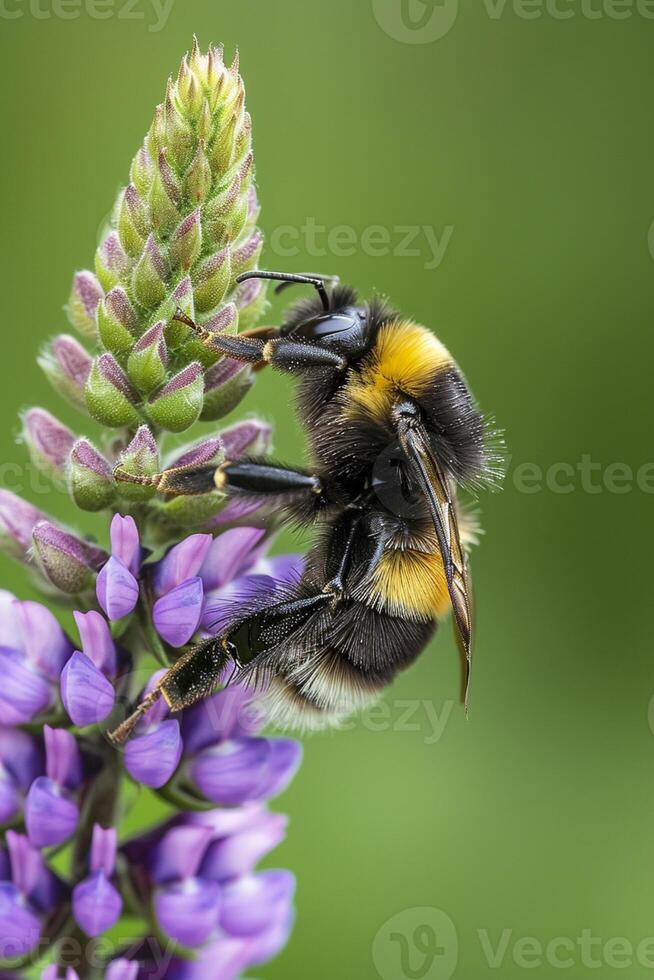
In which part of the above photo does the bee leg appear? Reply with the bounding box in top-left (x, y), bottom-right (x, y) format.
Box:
top-left (173, 309), bottom-right (346, 372)
top-left (214, 460), bottom-right (322, 497)
top-left (108, 591), bottom-right (336, 745)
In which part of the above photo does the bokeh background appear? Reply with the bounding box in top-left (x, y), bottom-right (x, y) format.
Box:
top-left (1, 2), bottom-right (653, 977)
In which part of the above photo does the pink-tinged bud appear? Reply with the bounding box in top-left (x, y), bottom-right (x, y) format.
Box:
top-left (38, 335), bottom-right (92, 412)
top-left (220, 419), bottom-right (272, 458)
top-left (148, 149), bottom-right (181, 236)
top-left (130, 143), bottom-right (156, 199)
top-left (170, 208), bottom-right (202, 273)
top-left (193, 247), bottom-right (231, 314)
top-left (97, 286), bottom-right (138, 357)
top-left (127, 321), bottom-right (168, 394)
top-left (95, 231), bottom-right (130, 292)
top-left (204, 175), bottom-right (249, 246)
top-left (69, 439), bottom-right (115, 512)
top-left (85, 354), bottom-right (141, 428)
top-left (201, 359), bottom-right (253, 422)
top-left (132, 234), bottom-right (169, 308)
top-left (115, 425), bottom-right (160, 501)
top-left (202, 302), bottom-right (239, 335)
top-left (236, 275), bottom-right (267, 331)
top-left (32, 522), bottom-right (107, 595)
top-left (0, 491), bottom-right (49, 560)
top-left (186, 140), bottom-right (213, 203)
top-left (147, 362), bottom-right (204, 433)
top-left (168, 436), bottom-right (224, 469)
top-left (118, 184), bottom-right (147, 257)
top-left (232, 230), bottom-right (263, 278)
top-left (66, 271), bottom-right (103, 340)
top-left (161, 275), bottom-right (194, 347)
top-left (21, 408), bottom-right (75, 484)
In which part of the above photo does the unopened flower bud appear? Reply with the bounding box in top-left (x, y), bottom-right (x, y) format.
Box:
top-left (147, 362), bottom-right (204, 432)
top-left (131, 234), bottom-right (169, 309)
top-left (97, 286), bottom-right (139, 357)
top-left (127, 321), bottom-right (168, 394)
top-left (85, 353), bottom-right (141, 428)
top-left (32, 522), bottom-right (107, 595)
top-left (69, 439), bottom-right (115, 512)
top-left (66, 271), bottom-right (103, 340)
top-left (38, 334), bottom-right (92, 412)
top-left (21, 408), bottom-right (74, 484)
top-left (115, 425), bottom-right (160, 501)
top-left (118, 184), bottom-right (147, 257)
top-left (0, 492), bottom-right (49, 561)
top-left (95, 231), bottom-right (130, 292)
top-left (193, 246), bottom-right (231, 314)
top-left (201, 358), bottom-right (253, 421)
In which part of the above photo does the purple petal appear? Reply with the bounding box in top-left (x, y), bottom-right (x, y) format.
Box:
top-left (154, 535), bottom-right (213, 596)
top-left (150, 825), bottom-right (213, 885)
top-left (61, 652), bottom-right (116, 726)
top-left (199, 528), bottom-right (266, 591)
top-left (154, 878), bottom-right (221, 947)
top-left (15, 600), bottom-right (73, 682)
top-left (0, 882), bottom-right (42, 958)
top-left (44, 726), bottom-right (82, 789)
top-left (109, 514), bottom-right (140, 575)
top-left (220, 870), bottom-right (295, 938)
top-left (253, 739), bottom-right (303, 802)
top-left (105, 961), bottom-right (139, 980)
top-left (72, 870), bottom-right (122, 937)
top-left (200, 812), bottom-right (288, 882)
top-left (190, 738), bottom-right (271, 806)
top-left (242, 906), bottom-right (296, 968)
top-left (135, 669), bottom-right (170, 729)
top-left (42, 968), bottom-right (81, 980)
top-left (90, 824), bottom-right (117, 876)
top-left (153, 577), bottom-right (204, 647)
top-left (24, 777), bottom-right (79, 847)
top-left (181, 683), bottom-right (262, 754)
top-left (124, 720), bottom-right (182, 789)
top-left (6, 830), bottom-right (62, 911)
top-left (73, 610), bottom-right (117, 674)
top-left (0, 728), bottom-right (43, 792)
top-left (96, 556), bottom-right (139, 621)
top-left (208, 496), bottom-right (262, 528)
top-left (0, 772), bottom-right (20, 824)
top-left (0, 649), bottom-right (52, 725)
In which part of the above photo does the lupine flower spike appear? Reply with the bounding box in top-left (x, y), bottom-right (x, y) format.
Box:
top-left (0, 38), bottom-right (302, 978)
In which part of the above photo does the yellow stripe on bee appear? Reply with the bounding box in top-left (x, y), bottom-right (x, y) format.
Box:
top-left (343, 320), bottom-right (452, 419)
top-left (368, 548), bottom-right (452, 620)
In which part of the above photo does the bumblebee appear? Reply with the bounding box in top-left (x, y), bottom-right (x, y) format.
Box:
top-left (110, 271), bottom-right (499, 743)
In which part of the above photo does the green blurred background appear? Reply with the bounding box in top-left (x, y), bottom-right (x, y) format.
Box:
top-left (1, 1), bottom-right (653, 977)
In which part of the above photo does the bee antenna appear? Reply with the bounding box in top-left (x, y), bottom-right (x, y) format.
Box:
top-left (235, 270), bottom-right (336, 313)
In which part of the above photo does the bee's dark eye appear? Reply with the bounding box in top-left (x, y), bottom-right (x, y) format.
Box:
top-left (285, 306), bottom-right (368, 355)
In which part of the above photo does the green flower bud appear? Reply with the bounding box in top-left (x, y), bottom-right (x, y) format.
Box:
top-left (193, 247), bottom-right (231, 314)
top-left (115, 425), bottom-right (160, 501)
top-left (32, 521), bottom-right (106, 595)
top-left (147, 362), bottom-right (204, 432)
top-left (185, 140), bottom-right (213, 204)
top-left (127, 321), bottom-right (168, 394)
top-left (170, 209), bottom-right (202, 273)
top-left (231, 229), bottom-right (263, 279)
top-left (118, 184), bottom-right (148, 257)
top-left (97, 287), bottom-right (139, 357)
top-left (132, 235), bottom-right (169, 308)
top-left (85, 353), bottom-right (141, 428)
top-left (66, 271), bottom-right (103, 340)
top-left (200, 359), bottom-right (253, 421)
top-left (95, 232), bottom-right (131, 292)
top-left (21, 408), bottom-right (74, 486)
top-left (69, 438), bottom-right (115, 511)
top-left (149, 149), bottom-right (181, 236)
top-left (130, 144), bottom-right (156, 199)
top-left (38, 335), bottom-right (92, 412)
top-left (152, 488), bottom-right (226, 529)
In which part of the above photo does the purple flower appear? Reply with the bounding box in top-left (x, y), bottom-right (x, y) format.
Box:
top-left (181, 683), bottom-right (302, 807)
top-left (0, 728), bottom-right (43, 825)
top-left (0, 830), bottom-right (65, 958)
top-left (96, 514), bottom-right (141, 621)
top-left (151, 533), bottom-right (212, 646)
top-left (0, 591), bottom-right (73, 725)
top-left (60, 610), bottom-right (118, 726)
top-left (72, 825), bottom-right (122, 937)
top-left (124, 672), bottom-right (183, 789)
top-left (24, 726), bottom-right (83, 847)
top-left (120, 804), bottom-right (294, 956)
